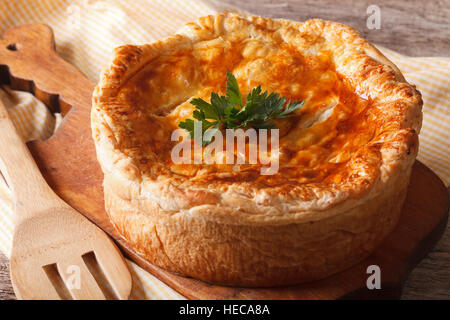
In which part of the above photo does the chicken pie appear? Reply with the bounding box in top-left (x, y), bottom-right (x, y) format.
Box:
top-left (92, 13), bottom-right (422, 286)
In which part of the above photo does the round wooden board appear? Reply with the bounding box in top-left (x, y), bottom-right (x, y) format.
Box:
top-left (1, 24), bottom-right (448, 300)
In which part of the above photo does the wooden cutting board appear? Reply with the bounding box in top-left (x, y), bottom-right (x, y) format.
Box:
top-left (0, 24), bottom-right (448, 300)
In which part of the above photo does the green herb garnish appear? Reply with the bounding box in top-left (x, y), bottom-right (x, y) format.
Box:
top-left (178, 73), bottom-right (304, 145)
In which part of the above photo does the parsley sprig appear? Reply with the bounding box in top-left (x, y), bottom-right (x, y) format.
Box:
top-left (178, 73), bottom-right (304, 145)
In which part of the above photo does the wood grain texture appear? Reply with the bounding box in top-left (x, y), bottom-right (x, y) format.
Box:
top-left (0, 98), bottom-right (131, 300)
top-left (402, 194), bottom-right (450, 300)
top-left (217, 0), bottom-right (450, 57)
top-left (0, 0), bottom-right (449, 300)
top-left (0, 255), bottom-right (14, 300)
top-left (0, 162), bottom-right (447, 300)
top-left (215, 0), bottom-right (450, 299)
top-left (0, 25), bottom-right (132, 300)
top-left (3, 210), bottom-right (450, 301)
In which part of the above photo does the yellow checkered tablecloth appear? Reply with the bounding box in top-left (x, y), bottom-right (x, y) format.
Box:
top-left (0, 0), bottom-right (449, 300)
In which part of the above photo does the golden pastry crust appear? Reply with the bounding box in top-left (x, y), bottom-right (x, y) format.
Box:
top-left (92, 13), bottom-right (422, 286)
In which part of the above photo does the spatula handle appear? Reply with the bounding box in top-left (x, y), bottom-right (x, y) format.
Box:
top-left (0, 99), bottom-right (57, 215)
top-left (0, 24), bottom-right (93, 116)
top-left (0, 24), bottom-right (95, 220)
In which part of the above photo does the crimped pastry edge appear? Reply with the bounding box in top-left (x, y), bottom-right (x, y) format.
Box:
top-left (92, 13), bottom-right (422, 222)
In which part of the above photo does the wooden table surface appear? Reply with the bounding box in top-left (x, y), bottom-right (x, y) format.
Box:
top-left (0, 0), bottom-right (449, 300)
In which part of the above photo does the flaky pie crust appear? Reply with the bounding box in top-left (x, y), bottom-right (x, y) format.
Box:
top-left (92, 13), bottom-right (422, 286)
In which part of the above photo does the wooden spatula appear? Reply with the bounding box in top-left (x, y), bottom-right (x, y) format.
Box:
top-left (0, 98), bottom-right (132, 300)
